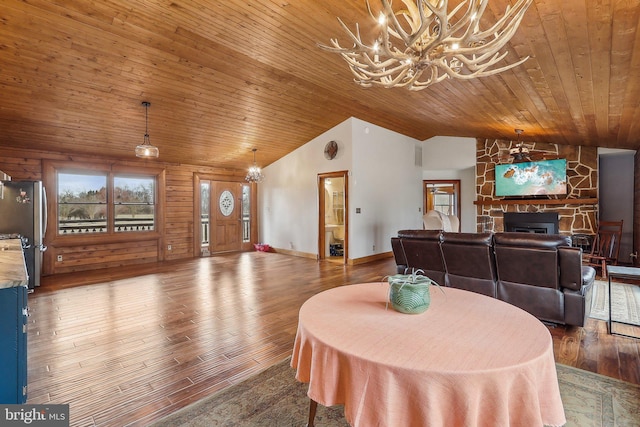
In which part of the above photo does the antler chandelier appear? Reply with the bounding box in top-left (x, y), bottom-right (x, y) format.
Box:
top-left (320, 0), bottom-right (532, 91)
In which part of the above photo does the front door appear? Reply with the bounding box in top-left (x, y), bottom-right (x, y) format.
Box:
top-left (211, 182), bottom-right (242, 253)
top-left (196, 177), bottom-right (254, 256)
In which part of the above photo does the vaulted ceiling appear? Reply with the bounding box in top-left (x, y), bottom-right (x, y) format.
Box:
top-left (1, 1), bottom-right (639, 171)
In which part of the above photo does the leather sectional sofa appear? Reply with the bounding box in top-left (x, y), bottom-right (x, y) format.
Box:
top-left (391, 230), bottom-right (596, 327)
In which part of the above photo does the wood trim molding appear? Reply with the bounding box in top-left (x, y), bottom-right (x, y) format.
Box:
top-left (270, 247), bottom-right (317, 259)
top-left (349, 251), bottom-right (394, 265)
top-left (317, 171), bottom-right (349, 263)
top-left (474, 198), bottom-right (598, 206)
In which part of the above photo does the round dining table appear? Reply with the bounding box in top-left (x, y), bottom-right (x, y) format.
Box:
top-left (291, 283), bottom-right (566, 427)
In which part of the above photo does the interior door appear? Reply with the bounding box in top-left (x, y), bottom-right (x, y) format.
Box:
top-left (318, 171), bottom-right (348, 263)
top-left (211, 181), bottom-right (242, 253)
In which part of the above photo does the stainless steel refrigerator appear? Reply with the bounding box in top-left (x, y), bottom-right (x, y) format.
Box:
top-left (0, 181), bottom-right (47, 289)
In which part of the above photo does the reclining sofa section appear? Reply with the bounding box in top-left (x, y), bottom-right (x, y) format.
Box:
top-left (391, 230), bottom-right (596, 327)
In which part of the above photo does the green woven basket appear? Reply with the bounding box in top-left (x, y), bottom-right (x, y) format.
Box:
top-left (388, 273), bottom-right (433, 314)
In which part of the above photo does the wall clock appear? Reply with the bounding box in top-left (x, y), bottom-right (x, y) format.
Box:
top-left (324, 140), bottom-right (338, 160)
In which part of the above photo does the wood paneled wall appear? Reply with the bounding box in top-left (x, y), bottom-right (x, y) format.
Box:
top-left (635, 150), bottom-right (640, 266)
top-left (0, 147), bottom-right (245, 275)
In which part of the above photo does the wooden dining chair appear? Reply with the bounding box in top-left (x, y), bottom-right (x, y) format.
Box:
top-left (583, 220), bottom-right (623, 279)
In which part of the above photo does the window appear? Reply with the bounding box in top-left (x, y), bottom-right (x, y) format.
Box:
top-left (53, 165), bottom-right (159, 235)
top-left (114, 176), bottom-right (155, 232)
top-left (58, 172), bottom-right (108, 234)
top-left (200, 180), bottom-right (210, 247)
top-left (242, 184), bottom-right (250, 242)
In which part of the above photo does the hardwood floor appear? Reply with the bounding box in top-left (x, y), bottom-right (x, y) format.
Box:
top-left (27, 252), bottom-right (640, 427)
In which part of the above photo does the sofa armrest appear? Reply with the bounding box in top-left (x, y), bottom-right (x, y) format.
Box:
top-left (563, 269), bottom-right (595, 326)
top-left (581, 266), bottom-right (596, 289)
top-left (558, 246), bottom-right (588, 291)
top-left (391, 237), bottom-right (407, 265)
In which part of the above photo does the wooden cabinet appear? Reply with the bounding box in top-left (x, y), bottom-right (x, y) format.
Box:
top-left (0, 284), bottom-right (28, 403)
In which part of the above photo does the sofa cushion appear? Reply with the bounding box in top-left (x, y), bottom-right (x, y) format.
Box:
top-left (397, 229), bottom-right (442, 240)
top-left (441, 232), bottom-right (495, 280)
top-left (441, 232), bottom-right (497, 297)
top-left (495, 246), bottom-right (560, 289)
top-left (494, 232), bottom-right (571, 248)
top-left (497, 281), bottom-right (565, 324)
top-left (441, 231), bottom-right (493, 246)
top-left (392, 233), bottom-right (447, 286)
top-left (494, 232), bottom-right (571, 290)
top-left (444, 275), bottom-right (496, 298)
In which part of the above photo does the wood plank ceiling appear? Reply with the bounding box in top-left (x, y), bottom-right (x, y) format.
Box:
top-left (1, 1), bottom-right (639, 171)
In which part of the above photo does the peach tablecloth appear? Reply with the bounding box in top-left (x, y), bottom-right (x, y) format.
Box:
top-left (291, 283), bottom-right (566, 427)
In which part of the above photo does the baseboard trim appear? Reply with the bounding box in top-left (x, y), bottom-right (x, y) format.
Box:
top-left (349, 251), bottom-right (393, 265)
top-left (269, 248), bottom-right (394, 265)
top-left (270, 248), bottom-right (317, 259)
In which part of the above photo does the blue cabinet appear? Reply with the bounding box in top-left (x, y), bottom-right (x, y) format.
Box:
top-left (0, 285), bottom-right (28, 403)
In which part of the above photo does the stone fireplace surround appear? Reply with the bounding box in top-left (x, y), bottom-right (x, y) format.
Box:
top-left (475, 139), bottom-right (598, 236)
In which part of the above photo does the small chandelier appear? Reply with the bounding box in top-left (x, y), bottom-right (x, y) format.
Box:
top-left (135, 101), bottom-right (159, 158)
top-left (320, 0), bottom-right (532, 91)
top-left (245, 148), bottom-right (265, 183)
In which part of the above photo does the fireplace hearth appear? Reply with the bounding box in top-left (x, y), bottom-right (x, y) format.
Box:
top-left (503, 212), bottom-right (559, 234)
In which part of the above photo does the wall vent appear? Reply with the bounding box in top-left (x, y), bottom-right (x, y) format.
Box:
top-left (415, 146), bottom-right (423, 167)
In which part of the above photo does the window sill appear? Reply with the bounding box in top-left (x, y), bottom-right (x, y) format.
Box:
top-left (48, 231), bottom-right (161, 247)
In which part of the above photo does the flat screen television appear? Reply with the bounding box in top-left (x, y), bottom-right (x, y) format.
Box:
top-left (495, 158), bottom-right (567, 197)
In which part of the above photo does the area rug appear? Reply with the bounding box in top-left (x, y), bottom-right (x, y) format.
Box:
top-left (150, 358), bottom-right (640, 427)
top-left (590, 280), bottom-right (640, 324)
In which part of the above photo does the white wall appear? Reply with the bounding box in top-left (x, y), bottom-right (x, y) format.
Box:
top-left (260, 117), bottom-right (421, 259)
top-left (260, 118), bottom-right (352, 255)
top-left (260, 134), bottom-right (634, 259)
top-left (350, 118), bottom-right (423, 256)
top-left (423, 136), bottom-right (477, 171)
top-left (421, 136), bottom-right (477, 232)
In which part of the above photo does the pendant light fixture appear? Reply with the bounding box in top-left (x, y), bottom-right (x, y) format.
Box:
top-left (245, 148), bottom-right (265, 183)
top-left (135, 101), bottom-right (159, 158)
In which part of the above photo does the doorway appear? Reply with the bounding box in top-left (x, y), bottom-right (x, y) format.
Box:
top-left (318, 171), bottom-right (348, 263)
top-left (424, 180), bottom-right (461, 220)
top-left (599, 153), bottom-right (634, 264)
top-left (194, 175), bottom-right (254, 256)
